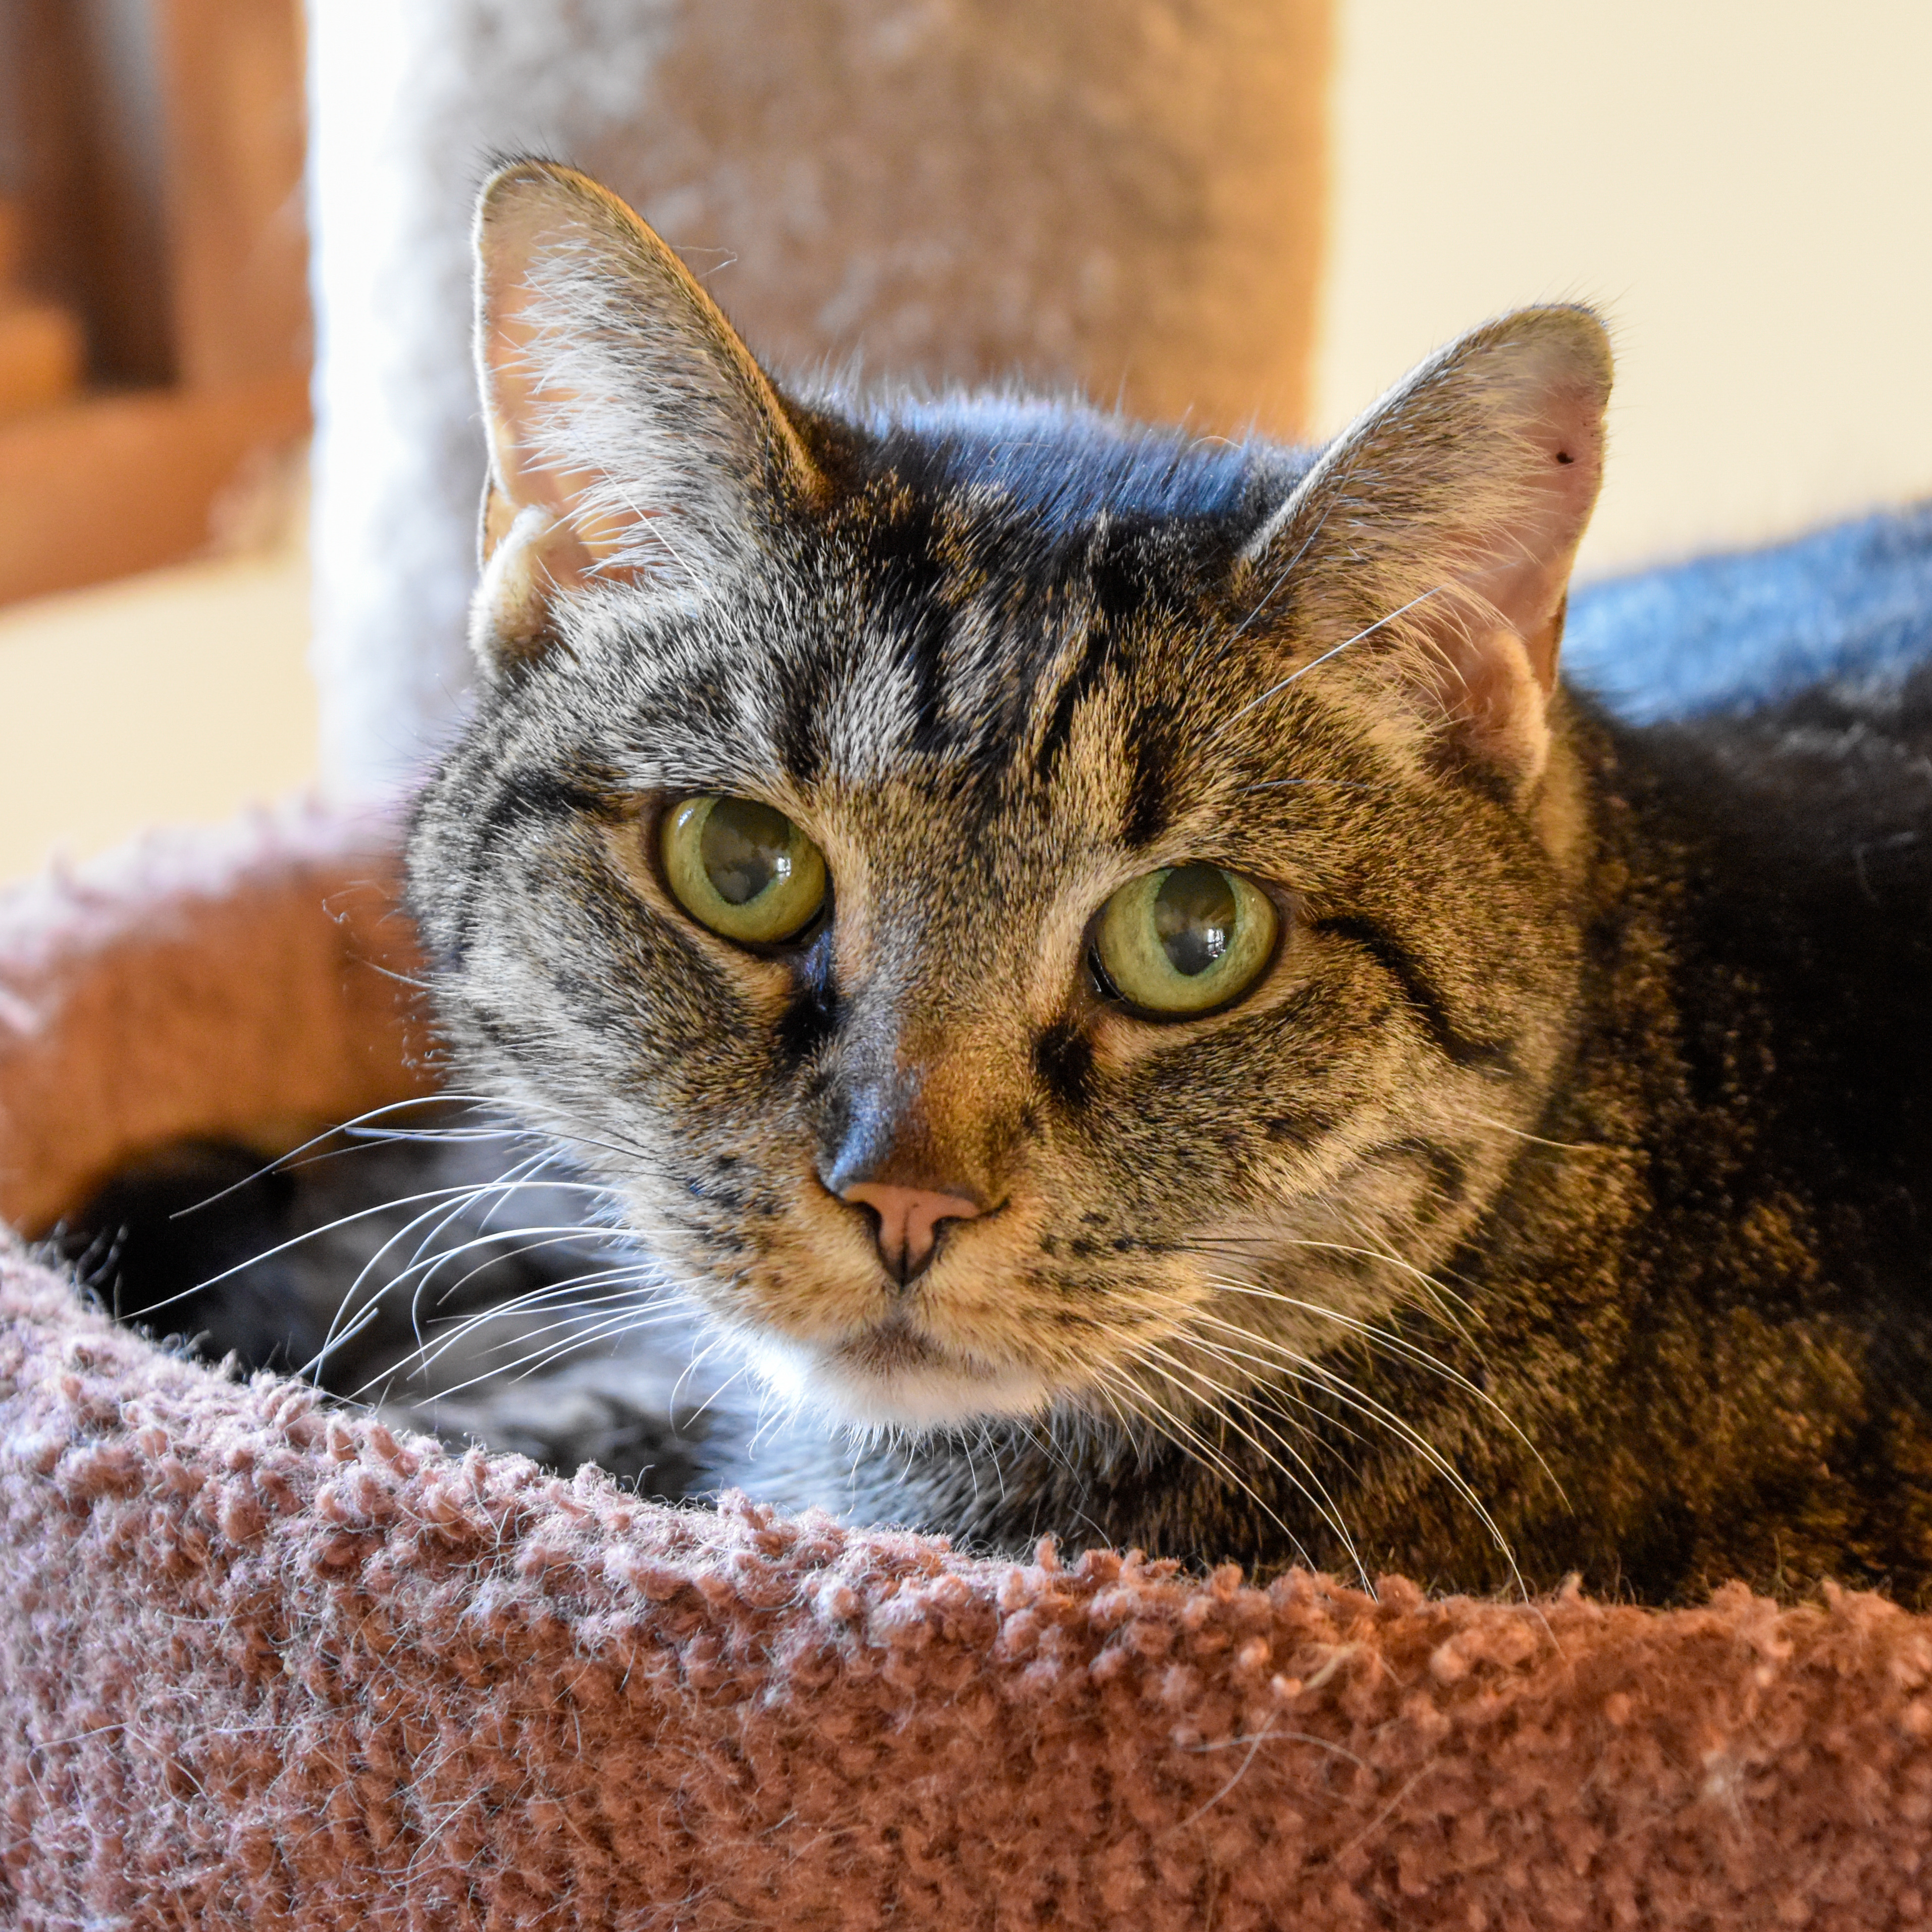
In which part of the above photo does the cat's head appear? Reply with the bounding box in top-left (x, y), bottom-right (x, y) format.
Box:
top-left (408, 161), bottom-right (1610, 1433)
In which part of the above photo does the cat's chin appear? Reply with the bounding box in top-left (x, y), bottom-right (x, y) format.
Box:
top-left (742, 1325), bottom-right (1051, 1432)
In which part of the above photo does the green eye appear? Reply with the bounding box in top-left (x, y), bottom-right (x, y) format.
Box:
top-left (661, 795), bottom-right (828, 944)
top-left (1092, 863), bottom-right (1279, 1015)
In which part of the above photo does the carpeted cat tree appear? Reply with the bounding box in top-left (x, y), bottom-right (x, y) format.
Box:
top-left (6, 4), bottom-right (1932, 1925)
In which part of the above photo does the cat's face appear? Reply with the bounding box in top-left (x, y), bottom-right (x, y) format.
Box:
top-left (409, 163), bottom-right (1610, 1433)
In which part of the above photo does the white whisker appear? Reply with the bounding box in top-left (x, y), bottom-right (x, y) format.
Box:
top-left (1124, 1339), bottom-right (1368, 1584)
top-left (1215, 585), bottom-right (1446, 740)
top-left (1181, 1285), bottom-right (1533, 1588)
top-left (1093, 1357), bottom-right (1336, 1579)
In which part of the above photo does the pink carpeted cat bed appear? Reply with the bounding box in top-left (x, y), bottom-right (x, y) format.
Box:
top-left (4, 807), bottom-right (1930, 1929)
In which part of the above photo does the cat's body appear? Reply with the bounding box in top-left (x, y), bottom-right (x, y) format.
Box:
top-left (78, 161), bottom-right (1932, 1605)
top-left (771, 669), bottom-right (1932, 1598)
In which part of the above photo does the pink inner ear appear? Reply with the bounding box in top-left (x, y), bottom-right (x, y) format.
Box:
top-left (1459, 373), bottom-right (1606, 694)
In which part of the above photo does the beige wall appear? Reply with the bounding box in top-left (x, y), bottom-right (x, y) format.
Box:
top-left (0, 537), bottom-right (315, 882)
top-left (1314, 0), bottom-right (1932, 576)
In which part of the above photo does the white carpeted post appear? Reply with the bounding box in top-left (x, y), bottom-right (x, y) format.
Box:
top-left (305, 0), bottom-right (1329, 801)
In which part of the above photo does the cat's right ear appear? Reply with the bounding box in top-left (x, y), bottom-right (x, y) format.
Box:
top-left (1241, 307), bottom-right (1611, 790)
top-left (469, 159), bottom-right (822, 673)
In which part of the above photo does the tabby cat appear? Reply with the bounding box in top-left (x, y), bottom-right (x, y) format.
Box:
top-left (88, 159), bottom-right (1932, 1604)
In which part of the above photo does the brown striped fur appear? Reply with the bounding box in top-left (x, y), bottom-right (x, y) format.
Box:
top-left (405, 163), bottom-right (1932, 1601)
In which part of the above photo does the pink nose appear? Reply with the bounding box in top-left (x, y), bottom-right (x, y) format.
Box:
top-left (840, 1182), bottom-right (984, 1282)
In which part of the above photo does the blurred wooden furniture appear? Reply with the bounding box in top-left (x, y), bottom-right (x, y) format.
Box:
top-left (0, 198), bottom-right (85, 419)
top-left (0, 0), bottom-right (308, 607)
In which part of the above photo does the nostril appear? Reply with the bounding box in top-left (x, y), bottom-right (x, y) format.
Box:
top-left (838, 1181), bottom-right (984, 1282)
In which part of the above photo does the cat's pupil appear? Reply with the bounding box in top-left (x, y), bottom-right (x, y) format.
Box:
top-left (701, 798), bottom-right (794, 906)
top-left (1154, 865), bottom-right (1237, 977)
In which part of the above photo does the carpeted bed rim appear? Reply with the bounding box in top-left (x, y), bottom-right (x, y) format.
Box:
top-left (3, 802), bottom-right (1929, 1930)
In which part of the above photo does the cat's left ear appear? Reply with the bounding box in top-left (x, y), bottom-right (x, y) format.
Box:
top-left (469, 159), bottom-right (823, 672)
top-left (1242, 307), bottom-right (1611, 788)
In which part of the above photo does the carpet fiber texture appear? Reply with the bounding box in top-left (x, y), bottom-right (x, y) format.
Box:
top-left (9, 512), bottom-right (1932, 1925)
top-left (5, 1246), bottom-right (1932, 1930)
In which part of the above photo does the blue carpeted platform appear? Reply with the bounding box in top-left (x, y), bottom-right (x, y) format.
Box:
top-left (1565, 502), bottom-right (1932, 722)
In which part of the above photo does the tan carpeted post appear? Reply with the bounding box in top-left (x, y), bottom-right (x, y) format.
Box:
top-left (307, 0), bottom-right (1331, 799)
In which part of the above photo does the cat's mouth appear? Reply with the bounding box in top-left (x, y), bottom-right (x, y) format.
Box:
top-left (747, 1312), bottom-right (1052, 1429)
top-left (836, 1316), bottom-right (947, 1378)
